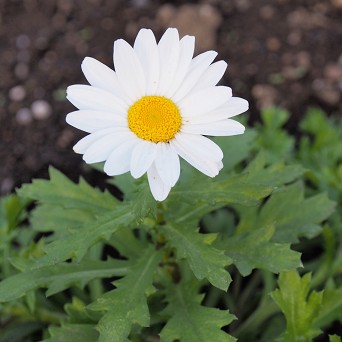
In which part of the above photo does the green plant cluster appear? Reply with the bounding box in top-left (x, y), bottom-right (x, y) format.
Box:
top-left (0, 108), bottom-right (341, 341)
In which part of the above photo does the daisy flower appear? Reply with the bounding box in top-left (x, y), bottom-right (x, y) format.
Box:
top-left (66, 28), bottom-right (248, 201)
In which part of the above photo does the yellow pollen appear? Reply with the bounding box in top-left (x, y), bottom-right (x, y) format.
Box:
top-left (128, 96), bottom-right (182, 143)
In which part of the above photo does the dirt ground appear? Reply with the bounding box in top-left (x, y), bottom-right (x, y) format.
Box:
top-left (0, 0), bottom-right (341, 194)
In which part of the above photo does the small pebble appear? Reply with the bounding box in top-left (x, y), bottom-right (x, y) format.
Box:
top-left (16, 34), bottom-right (31, 49)
top-left (266, 37), bottom-right (281, 51)
top-left (16, 108), bottom-right (33, 125)
top-left (9, 85), bottom-right (26, 102)
top-left (259, 5), bottom-right (274, 19)
top-left (31, 100), bottom-right (52, 120)
top-left (15, 63), bottom-right (29, 79)
top-left (1, 178), bottom-right (14, 195)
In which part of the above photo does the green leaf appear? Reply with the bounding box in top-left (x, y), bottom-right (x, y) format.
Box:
top-left (0, 259), bottom-right (130, 302)
top-left (30, 205), bottom-right (94, 233)
top-left (28, 204), bottom-right (135, 268)
top-left (329, 335), bottom-right (341, 342)
top-left (160, 275), bottom-right (236, 342)
top-left (0, 194), bottom-right (28, 232)
top-left (259, 182), bottom-right (335, 243)
top-left (235, 182), bottom-right (335, 244)
top-left (313, 285), bottom-right (342, 328)
top-left (18, 167), bottom-right (118, 211)
top-left (46, 324), bottom-right (99, 342)
top-left (162, 223), bottom-right (232, 290)
top-left (270, 271), bottom-right (323, 342)
top-left (88, 247), bottom-right (162, 342)
top-left (64, 297), bottom-right (98, 324)
top-left (170, 173), bottom-right (272, 207)
top-left (222, 225), bottom-right (302, 276)
top-left (256, 107), bottom-right (294, 163)
top-left (245, 153), bottom-right (305, 187)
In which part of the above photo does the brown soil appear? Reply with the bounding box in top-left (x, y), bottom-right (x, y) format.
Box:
top-left (0, 0), bottom-right (341, 194)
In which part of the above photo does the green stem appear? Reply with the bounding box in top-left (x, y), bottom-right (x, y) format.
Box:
top-left (204, 286), bottom-right (224, 308)
top-left (233, 298), bottom-right (279, 339)
top-left (233, 271), bottom-right (278, 339)
top-left (88, 244), bottom-right (104, 301)
top-left (311, 226), bottom-right (335, 288)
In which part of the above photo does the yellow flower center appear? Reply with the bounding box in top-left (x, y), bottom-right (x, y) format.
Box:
top-left (127, 96), bottom-right (182, 143)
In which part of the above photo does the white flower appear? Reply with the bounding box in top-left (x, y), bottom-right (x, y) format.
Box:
top-left (66, 28), bottom-right (248, 201)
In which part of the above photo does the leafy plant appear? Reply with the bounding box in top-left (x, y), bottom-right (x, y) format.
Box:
top-left (0, 107), bottom-right (341, 341)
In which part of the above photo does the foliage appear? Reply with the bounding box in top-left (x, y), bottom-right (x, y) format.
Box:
top-left (0, 107), bottom-right (341, 341)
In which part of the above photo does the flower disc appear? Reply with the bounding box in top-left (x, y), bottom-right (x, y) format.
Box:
top-left (128, 96), bottom-right (182, 143)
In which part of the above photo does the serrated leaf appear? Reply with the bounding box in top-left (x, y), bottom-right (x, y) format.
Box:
top-left (329, 335), bottom-right (341, 342)
top-left (160, 276), bottom-right (235, 342)
top-left (256, 107), bottom-right (294, 163)
top-left (222, 225), bottom-right (302, 276)
top-left (27, 204), bottom-right (135, 268)
top-left (88, 247), bottom-right (162, 342)
top-left (245, 153), bottom-right (305, 187)
top-left (271, 271), bottom-right (323, 342)
top-left (18, 167), bottom-right (118, 211)
top-left (46, 324), bottom-right (99, 342)
top-left (259, 182), bottom-right (336, 243)
top-left (0, 259), bottom-right (130, 302)
top-left (235, 183), bottom-right (335, 244)
top-left (30, 205), bottom-right (94, 233)
top-left (162, 223), bottom-right (232, 290)
top-left (170, 173), bottom-right (272, 208)
top-left (313, 285), bottom-right (342, 328)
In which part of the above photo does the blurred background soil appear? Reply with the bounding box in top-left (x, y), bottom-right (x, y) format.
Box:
top-left (0, 0), bottom-right (341, 194)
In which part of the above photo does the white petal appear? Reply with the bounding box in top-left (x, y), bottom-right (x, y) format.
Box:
top-left (172, 51), bottom-right (218, 102)
top-left (216, 160), bottom-right (224, 171)
top-left (66, 110), bottom-right (127, 133)
top-left (191, 60), bottom-right (227, 92)
top-left (171, 134), bottom-right (221, 177)
top-left (175, 133), bottom-right (223, 160)
top-left (164, 35), bottom-right (195, 97)
top-left (73, 128), bottom-right (119, 154)
top-left (81, 57), bottom-right (129, 103)
top-left (157, 28), bottom-right (180, 95)
top-left (130, 140), bottom-right (158, 179)
top-left (104, 138), bottom-right (140, 176)
top-left (113, 39), bottom-right (146, 101)
top-left (182, 119), bottom-right (245, 136)
top-left (67, 85), bottom-right (127, 112)
top-left (83, 130), bottom-right (133, 163)
top-left (179, 86), bottom-right (232, 117)
top-left (133, 29), bottom-right (160, 94)
top-left (155, 143), bottom-right (180, 187)
top-left (147, 163), bottom-right (171, 201)
top-left (184, 97), bottom-right (249, 124)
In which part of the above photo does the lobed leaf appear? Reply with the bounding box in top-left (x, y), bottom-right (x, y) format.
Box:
top-left (18, 167), bottom-right (118, 211)
top-left (222, 225), bottom-right (302, 276)
top-left (160, 276), bottom-right (235, 342)
top-left (88, 247), bottom-right (162, 342)
top-left (27, 204), bottom-right (135, 268)
top-left (0, 259), bottom-right (130, 302)
top-left (271, 271), bottom-right (323, 342)
top-left (162, 223), bottom-right (232, 291)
